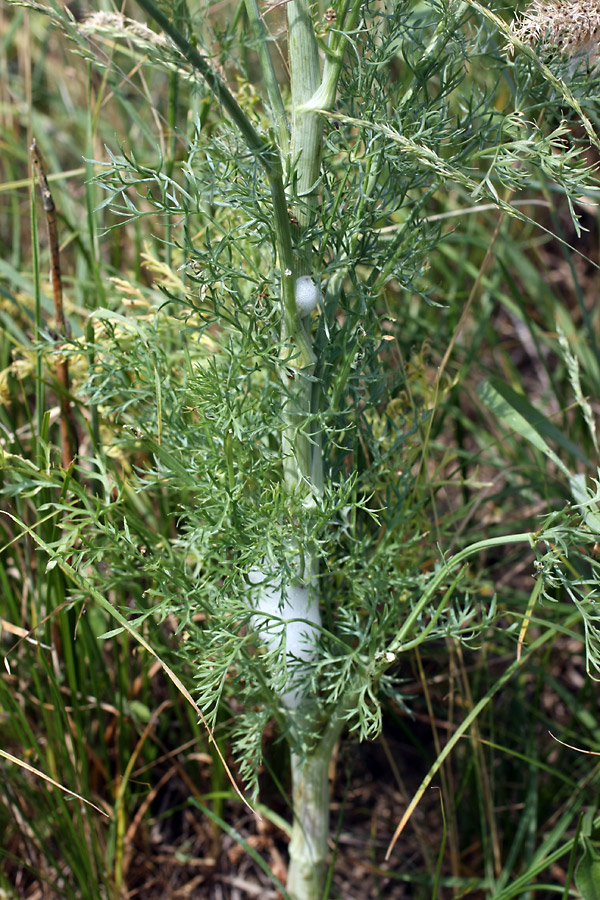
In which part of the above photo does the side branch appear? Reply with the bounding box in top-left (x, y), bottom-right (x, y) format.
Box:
top-left (135, 0), bottom-right (274, 164)
top-left (133, 0), bottom-right (313, 367)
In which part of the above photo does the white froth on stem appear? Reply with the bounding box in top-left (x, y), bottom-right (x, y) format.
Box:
top-left (248, 567), bottom-right (321, 708)
top-left (294, 275), bottom-right (321, 315)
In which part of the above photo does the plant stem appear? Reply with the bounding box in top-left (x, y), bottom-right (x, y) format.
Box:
top-left (85, 67), bottom-right (105, 492)
top-left (133, 0), bottom-right (312, 373)
top-left (244, 0), bottom-right (290, 158)
top-left (281, 0), bottom-right (324, 496)
top-left (298, 0), bottom-right (364, 115)
top-left (282, 8), bottom-right (341, 893)
top-left (30, 145), bottom-right (43, 464)
top-left (281, 9), bottom-right (337, 893)
top-left (30, 139), bottom-right (78, 469)
top-left (287, 718), bottom-right (344, 900)
top-left (287, 0), bottom-right (322, 238)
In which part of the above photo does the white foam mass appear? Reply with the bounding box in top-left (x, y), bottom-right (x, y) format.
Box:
top-left (248, 567), bottom-right (321, 708)
top-left (294, 275), bottom-right (320, 315)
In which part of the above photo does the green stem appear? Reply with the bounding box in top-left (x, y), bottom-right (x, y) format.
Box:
top-left (281, 21), bottom-right (330, 893)
top-left (85, 67), bottom-right (104, 490)
top-left (281, 366), bottom-right (316, 492)
top-left (165, 67), bottom-right (178, 268)
top-left (287, 718), bottom-right (344, 900)
top-left (244, 0), bottom-right (290, 158)
top-left (30, 161), bottom-right (43, 463)
top-left (280, 0), bottom-right (322, 498)
top-left (297, 0), bottom-right (363, 115)
top-left (134, 0), bottom-right (312, 372)
top-left (288, 0), bottom-right (322, 239)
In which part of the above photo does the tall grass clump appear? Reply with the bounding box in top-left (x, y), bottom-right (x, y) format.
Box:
top-left (4, 0), bottom-right (600, 896)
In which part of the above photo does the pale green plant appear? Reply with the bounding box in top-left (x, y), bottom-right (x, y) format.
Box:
top-left (5, 0), bottom-right (600, 897)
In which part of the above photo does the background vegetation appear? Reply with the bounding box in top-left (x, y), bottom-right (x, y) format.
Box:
top-left (2, 0), bottom-right (600, 897)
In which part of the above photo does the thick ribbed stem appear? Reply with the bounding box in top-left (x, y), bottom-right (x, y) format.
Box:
top-left (283, 17), bottom-right (331, 895)
top-left (288, 0), bottom-right (322, 238)
top-left (283, 0), bottom-right (323, 496)
top-left (287, 720), bottom-right (344, 900)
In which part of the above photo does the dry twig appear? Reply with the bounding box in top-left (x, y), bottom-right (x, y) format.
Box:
top-left (30, 138), bottom-right (79, 468)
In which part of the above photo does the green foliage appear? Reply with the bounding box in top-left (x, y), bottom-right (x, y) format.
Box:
top-left (4, 0), bottom-right (600, 895)
top-left (575, 809), bottom-right (600, 900)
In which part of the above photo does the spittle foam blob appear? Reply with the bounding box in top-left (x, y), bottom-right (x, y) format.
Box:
top-left (248, 567), bottom-right (321, 708)
top-left (294, 275), bottom-right (321, 316)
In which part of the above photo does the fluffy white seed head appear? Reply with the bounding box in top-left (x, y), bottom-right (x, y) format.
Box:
top-left (294, 276), bottom-right (321, 315)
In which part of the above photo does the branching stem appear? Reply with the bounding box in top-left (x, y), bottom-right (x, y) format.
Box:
top-left (296, 0), bottom-right (363, 115)
top-left (134, 0), bottom-right (313, 372)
